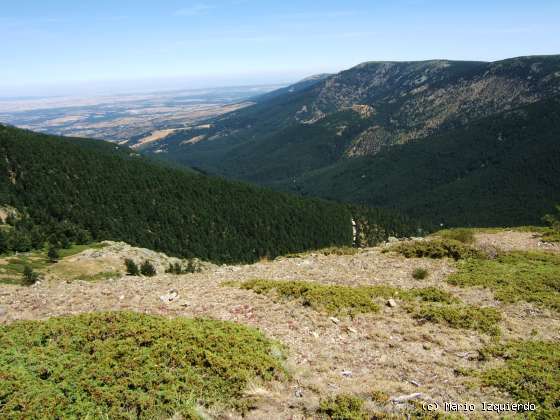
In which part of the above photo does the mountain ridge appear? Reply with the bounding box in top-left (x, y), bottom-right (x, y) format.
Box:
top-left (139, 54), bottom-right (560, 226)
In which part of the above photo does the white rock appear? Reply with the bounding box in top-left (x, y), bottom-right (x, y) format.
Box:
top-left (387, 298), bottom-right (397, 308)
top-left (391, 392), bottom-right (424, 403)
top-left (329, 317), bottom-right (340, 324)
top-left (159, 289), bottom-right (179, 303)
top-left (341, 370), bottom-right (353, 378)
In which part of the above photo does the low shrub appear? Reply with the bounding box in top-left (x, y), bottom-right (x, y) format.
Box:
top-left (436, 228), bottom-right (475, 244)
top-left (0, 312), bottom-right (286, 418)
top-left (239, 279), bottom-right (381, 316)
top-left (407, 302), bottom-right (501, 335)
top-left (320, 246), bottom-right (360, 256)
top-left (407, 287), bottom-right (458, 304)
top-left (318, 394), bottom-right (368, 420)
top-left (479, 340), bottom-right (560, 418)
top-left (448, 251), bottom-right (560, 312)
top-left (386, 239), bottom-right (482, 260)
top-left (412, 268), bottom-right (429, 280)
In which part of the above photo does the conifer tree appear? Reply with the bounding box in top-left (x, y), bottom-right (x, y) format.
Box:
top-left (125, 259), bottom-right (140, 276)
top-left (140, 260), bottom-right (156, 277)
top-left (47, 246), bottom-right (60, 263)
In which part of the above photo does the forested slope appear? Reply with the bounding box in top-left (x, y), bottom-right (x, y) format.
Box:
top-left (279, 96), bottom-right (560, 227)
top-left (0, 125), bottom-right (418, 263)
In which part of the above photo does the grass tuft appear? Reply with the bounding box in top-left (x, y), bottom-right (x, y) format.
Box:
top-left (448, 251), bottom-right (560, 312)
top-left (0, 311), bottom-right (286, 419)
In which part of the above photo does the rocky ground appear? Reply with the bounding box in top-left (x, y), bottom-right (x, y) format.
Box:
top-left (0, 231), bottom-right (558, 419)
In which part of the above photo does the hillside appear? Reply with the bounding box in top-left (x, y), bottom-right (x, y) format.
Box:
top-left (139, 55), bottom-right (560, 226)
top-left (1, 229), bottom-right (559, 418)
top-left (0, 125), bottom-right (421, 264)
top-left (278, 96), bottom-right (560, 227)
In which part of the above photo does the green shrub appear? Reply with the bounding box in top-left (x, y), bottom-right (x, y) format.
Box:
top-left (21, 265), bottom-right (39, 285)
top-left (448, 251), bottom-right (560, 312)
top-left (124, 258), bottom-right (140, 276)
top-left (0, 312), bottom-right (286, 419)
top-left (479, 341), bottom-right (560, 418)
top-left (47, 246), bottom-right (60, 263)
top-left (407, 302), bottom-right (501, 335)
top-left (320, 246), bottom-right (360, 256)
top-left (237, 280), bottom-right (500, 335)
top-left (541, 205), bottom-right (560, 242)
top-left (407, 287), bottom-right (458, 304)
top-left (386, 239), bottom-right (482, 260)
top-left (140, 260), bottom-right (156, 277)
top-left (239, 279), bottom-right (381, 317)
top-left (186, 259), bottom-right (200, 273)
top-left (436, 228), bottom-right (475, 244)
top-left (412, 268), bottom-right (429, 280)
top-left (318, 394), bottom-right (368, 420)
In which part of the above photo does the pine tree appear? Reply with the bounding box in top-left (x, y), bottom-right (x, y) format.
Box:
top-left (22, 265), bottom-right (39, 285)
top-left (125, 259), bottom-right (140, 276)
top-left (173, 262), bottom-right (182, 274)
top-left (140, 260), bottom-right (156, 277)
top-left (47, 246), bottom-right (60, 263)
top-left (543, 205), bottom-right (560, 233)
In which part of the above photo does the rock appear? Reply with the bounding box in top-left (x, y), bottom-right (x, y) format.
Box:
top-left (388, 236), bottom-right (399, 243)
top-left (329, 317), bottom-right (340, 324)
top-left (160, 289), bottom-right (179, 303)
top-left (387, 298), bottom-right (397, 308)
top-left (391, 392), bottom-right (424, 403)
top-left (410, 380), bottom-right (421, 387)
top-left (341, 370), bottom-right (353, 378)
top-left (294, 388), bottom-right (304, 398)
top-left (118, 295), bottom-right (125, 301)
top-left (177, 300), bottom-right (189, 307)
top-left (345, 326), bottom-right (358, 334)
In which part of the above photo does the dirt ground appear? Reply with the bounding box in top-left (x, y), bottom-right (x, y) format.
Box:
top-left (1, 233), bottom-right (559, 419)
top-left (474, 230), bottom-right (560, 253)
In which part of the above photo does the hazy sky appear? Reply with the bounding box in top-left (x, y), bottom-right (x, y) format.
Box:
top-left (1, 0), bottom-right (559, 96)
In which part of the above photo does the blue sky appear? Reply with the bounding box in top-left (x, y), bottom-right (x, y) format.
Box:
top-left (1, 0), bottom-right (559, 96)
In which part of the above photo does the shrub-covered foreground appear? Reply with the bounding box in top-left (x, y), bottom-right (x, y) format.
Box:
top-left (235, 280), bottom-right (501, 334)
top-left (480, 341), bottom-right (560, 418)
top-left (449, 251), bottom-right (560, 312)
top-left (0, 312), bottom-right (286, 419)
